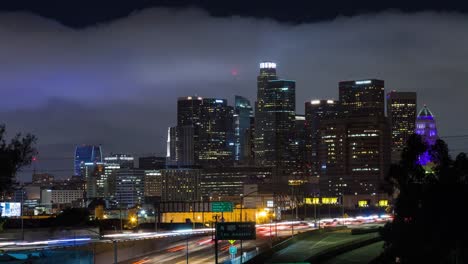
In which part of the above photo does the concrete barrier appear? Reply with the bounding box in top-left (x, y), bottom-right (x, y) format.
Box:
top-left (244, 227), bottom-right (346, 264)
top-left (305, 235), bottom-right (382, 263)
top-left (0, 227), bottom-right (100, 241)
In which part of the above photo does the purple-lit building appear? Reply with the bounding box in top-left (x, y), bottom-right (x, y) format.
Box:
top-left (415, 105), bottom-right (438, 165)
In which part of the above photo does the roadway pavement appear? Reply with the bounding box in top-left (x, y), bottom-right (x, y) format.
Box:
top-left (321, 241), bottom-right (384, 264)
top-left (265, 229), bottom-right (380, 263)
top-left (121, 223), bottom-right (314, 264)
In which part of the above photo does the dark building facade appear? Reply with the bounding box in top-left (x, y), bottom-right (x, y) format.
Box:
top-left (104, 153), bottom-right (134, 169)
top-left (387, 91), bottom-right (417, 162)
top-left (198, 98), bottom-right (234, 166)
top-left (74, 145), bottom-right (102, 176)
top-left (291, 115), bottom-right (307, 178)
top-left (200, 167), bottom-right (272, 199)
top-left (339, 79), bottom-right (385, 117)
top-left (161, 168), bottom-right (200, 201)
top-left (318, 116), bottom-right (390, 196)
top-left (234, 95), bottom-right (254, 164)
top-left (254, 62), bottom-right (278, 166)
top-left (176, 96), bottom-right (203, 166)
top-left (138, 156), bottom-right (166, 170)
top-left (305, 100), bottom-right (339, 177)
top-left (316, 79), bottom-right (390, 197)
top-left (254, 63), bottom-right (296, 182)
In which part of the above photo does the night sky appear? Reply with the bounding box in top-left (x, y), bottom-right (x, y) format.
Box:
top-left (1, 2), bottom-right (468, 180)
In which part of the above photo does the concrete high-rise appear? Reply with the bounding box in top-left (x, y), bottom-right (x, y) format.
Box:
top-left (339, 79), bottom-right (385, 117)
top-left (254, 62), bottom-right (296, 181)
top-left (305, 99), bottom-right (339, 177)
top-left (387, 91), bottom-right (417, 161)
top-left (74, 145), bottom-right (102, 176)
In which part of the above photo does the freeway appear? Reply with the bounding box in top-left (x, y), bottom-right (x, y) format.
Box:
top-left (0, 215), bottom-right (391, 263)
top-left (122, 222), bottom-right (316, 264)
top-left (0, 228), bottom-right (214, 252)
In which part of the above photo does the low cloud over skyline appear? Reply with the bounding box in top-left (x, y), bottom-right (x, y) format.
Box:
top-left (0, 8), bottom-right (467, 179)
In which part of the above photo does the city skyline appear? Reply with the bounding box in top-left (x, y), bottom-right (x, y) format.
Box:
top-left (1, 8), bottom-right (467, 179)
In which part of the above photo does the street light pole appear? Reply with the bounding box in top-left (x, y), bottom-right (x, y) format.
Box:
top-left (21, 189), bottom-right (24, 241)
top-left (239, 190), bottom-right (258, 263)
top-left (186, 234), bottom-right (189, 264)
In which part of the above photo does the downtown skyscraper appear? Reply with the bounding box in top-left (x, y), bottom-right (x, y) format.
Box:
top-left (198, 98), bottom-right (234, 166)
top-left (233, 95), bottom-right (253, 164)
top-left (254, 62), bottom-right (296, 182)
top-left (168, 96), bottom-right (233, 167)
top-left (175, 96), bottom-right (203, 166)
top-left (318, 79), bottom-right (390, 196)
top-left (74, 145), bottom-right (103, 176)
top-left (339, 79), bottom-right (385, 117)
top-left (305, 99), bottom-right (339, 177)
top-left (387, 91), bottom-right (417, 161)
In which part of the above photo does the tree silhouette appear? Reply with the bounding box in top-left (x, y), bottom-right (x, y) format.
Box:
top-left (380, 134), bottom-right (468, 263)
top-left (0, 124), bottom-right (37, 195)
top-left (54, 208), bottom-right (90, 227)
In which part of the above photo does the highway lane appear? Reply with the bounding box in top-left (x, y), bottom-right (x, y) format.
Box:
top-left (123, 223), bottom-right (316, 264)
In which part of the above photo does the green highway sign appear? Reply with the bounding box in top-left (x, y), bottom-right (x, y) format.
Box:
top-left (216, 222), bottom-right (256, 240)
top-left (211, 201), bottom-right (233, 212)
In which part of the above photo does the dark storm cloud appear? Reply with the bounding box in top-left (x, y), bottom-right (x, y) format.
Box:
top-left (0, 8), bottom-right (467, 179)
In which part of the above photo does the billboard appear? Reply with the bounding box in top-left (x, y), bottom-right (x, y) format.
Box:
top-left (0, 202), bottom-right (21, 217)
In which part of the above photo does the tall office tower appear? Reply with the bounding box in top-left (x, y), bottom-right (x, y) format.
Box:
top-left (415, 105), bottom-right (438, 165)
top-left (247, 116), bottom-right (255, 163)
top-left (254, 62), bottom-right (296, 182)
top-left (139, 156), bottom-right (166, 170)
top-left (103, 163), bottom-right (120, 198)
top-left (114, 169), bottom-right (145, 207)
top-left (262, 79), bottom-right (296, 176)
top-left (254, 62), bottom-right (278, 166)
top-left (80, 162), bottom-right (105, 200)
top-left (166, 127), bottom-right (178, 166)
top-left (291, 115), bottom-right (307, 177)
top-left (304, 100), bottom-right (339, 177)
top-left (176, 96), bottom-right (203, 166)
top-left (339, 79), bottom-right (385, 117)
top-left (387, 91), bottom-right (417, 161)
top-left (74, 145), bottom-right (103, 176)
top-left (318, 116), bottom-right (390, 196)
top-left (198, 98), bottom-right (233, 166)
top-left (234, 95), bottom-right (254, 163)
top-left (104, 153), bottom-right (134, 168)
